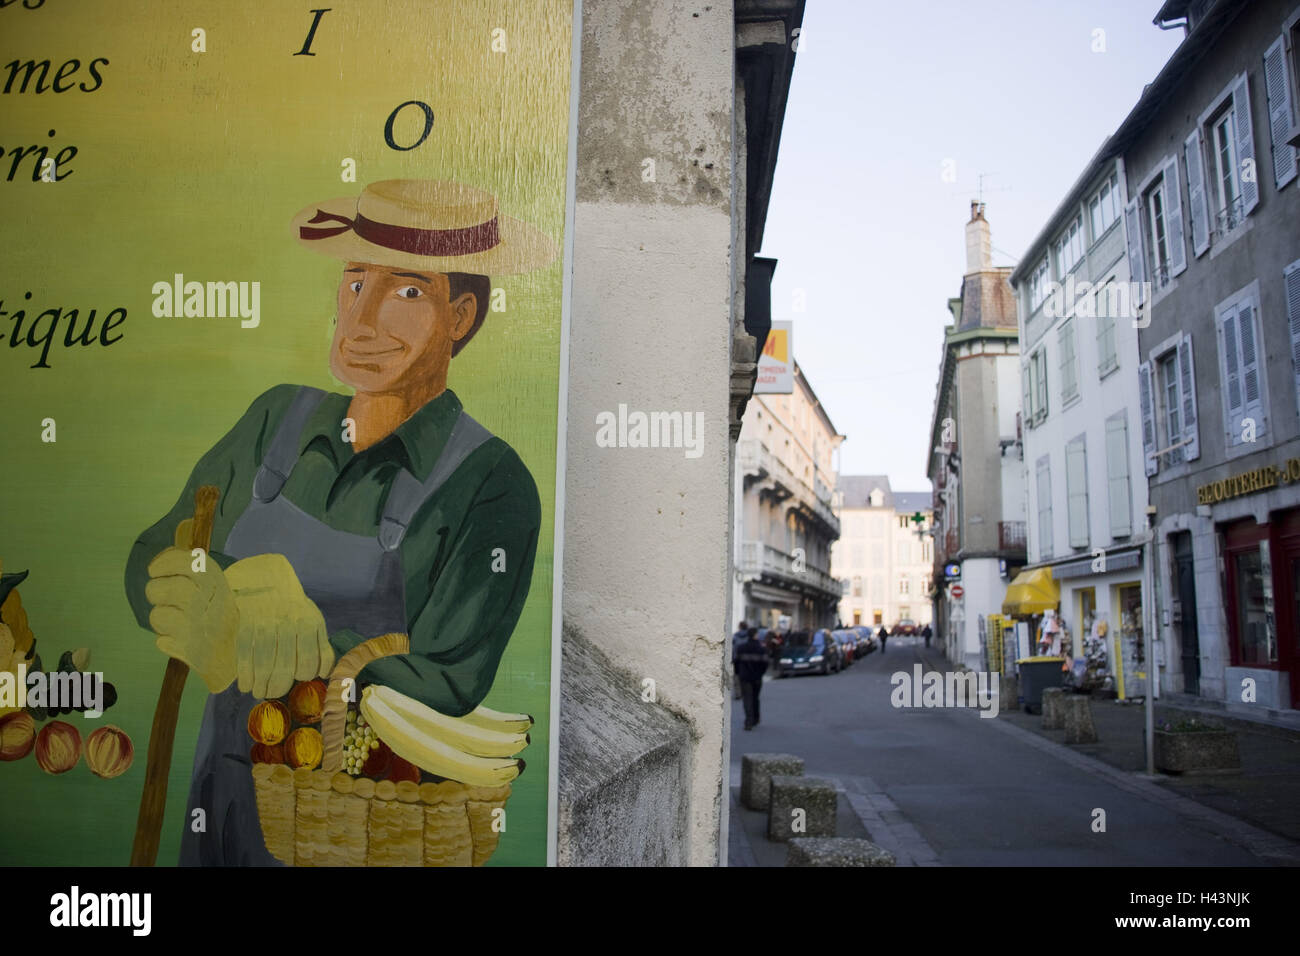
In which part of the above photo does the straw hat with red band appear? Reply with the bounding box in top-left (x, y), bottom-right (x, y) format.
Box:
top-left (292, 179), bottom-right (558, 275)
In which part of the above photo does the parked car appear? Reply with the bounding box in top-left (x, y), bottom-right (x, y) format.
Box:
top-left (851, 626), bottom-right (877, 654)
top-left (833, 628), bottom-right (864, 663)
top-left (831, 630), bottom-right (854, 666)
top-left (893, 619), bottom-right (917, 636)
top-left (777, 629), bottom-right (840, 676)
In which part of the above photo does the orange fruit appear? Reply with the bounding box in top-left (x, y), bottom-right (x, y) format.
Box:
top-left (247, 700), bottom-right (291, 745)
top-left (284, 727), bottom-right (323, 770)
top-left (288, 679), bottom-right (327, 725)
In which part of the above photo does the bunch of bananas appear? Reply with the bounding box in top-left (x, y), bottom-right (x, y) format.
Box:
top-left (0, 564), bottom-right (36, 718)
top-left (359, 686), bottom-right (531, 788)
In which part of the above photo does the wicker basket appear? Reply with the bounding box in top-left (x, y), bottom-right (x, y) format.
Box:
top-left (251, 633), bottom-right (513, 867)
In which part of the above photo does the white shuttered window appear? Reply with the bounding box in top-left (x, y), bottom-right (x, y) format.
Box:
top-left (1036, 456), bottom-right (1053, 561)
top-left (1106, 414), bottom-right (1133, 538)
top-left (1059, 319), bottom-right (1079, 402)
top-left (1216, 288), bottom-right (1268, 448)
top-left (1263, 35), bottom-right (1298, 189)
top-left (1138, 361), bottom-right (1159, 477)
top-left (1066, 437), bottom-right (1089, 550)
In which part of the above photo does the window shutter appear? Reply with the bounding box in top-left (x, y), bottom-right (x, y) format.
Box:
top-left (1066, 439), bottom-right (1089, 549)
top-left (1238, 301), bottom-right (1264, 431)
top-left (1058, 322), bottom-right (1077, 400)
top-left (1124, 199), bottom-right (1147, 301)
top-left (1232, 73), bottom-right (1260, 215)
top-left (1287, 260), bottom-right (1300, 420)
top-left (1022, 362), bottom-right (1033, 428)
top-left (1184, 128), bottom-right (1210, 257)
top-left (1106, 415), bottom-right (1132, 538)
top-left (1177, 335), bottom-right (1200, 461)
top-left (1036, 349), bottom-right (1049, 419)
top-left (1097, 311), bottom-right (1116, 373)
top-left (1219, 305), bottom-right (1245, 444)
top-left (1138, 360), bottom-right (1159, 476)
top-left (1036, 456), bottom-right (1053, 560)
top-left (1263, 36), bottom-right (1298, 190)
top-left (1162, 156), bottom-right (1187, 277)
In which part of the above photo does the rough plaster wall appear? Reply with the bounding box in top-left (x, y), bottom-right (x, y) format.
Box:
top-left (958, 356), bottom-right (1000, 553)
top-left (558, 627), bottom-right (690, 866)
top-left (564, 0), bottom-right (735, 866)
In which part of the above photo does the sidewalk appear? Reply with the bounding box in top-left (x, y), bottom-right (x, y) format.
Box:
top-left (999, 689), bottom-right (1300, 845)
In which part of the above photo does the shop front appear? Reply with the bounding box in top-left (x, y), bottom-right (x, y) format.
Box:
top-left (1049, 549), bottom-right (1145, 700)
top-left (1221, 507), bottom-right (1300, 710)
top-left (1001, 566), bottom-right (1059, 676)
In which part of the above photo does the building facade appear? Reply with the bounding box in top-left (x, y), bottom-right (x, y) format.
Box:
top-left (831, 478), bottom-right (934, 629)
top-left (1009, 154), bottom-right (1152, 699)
top-left (927, 203), bottom-right (1028, 669)
top-left (1116, 0), bottom-right (1300, 711)
top-left (734, 361), bottom-right (845, 631)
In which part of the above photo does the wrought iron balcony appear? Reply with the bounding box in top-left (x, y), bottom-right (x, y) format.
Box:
top-left (998, 520), bottom-right (1027, 553)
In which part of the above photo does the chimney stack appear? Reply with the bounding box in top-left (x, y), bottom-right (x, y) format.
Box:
top-left (965, 200), bottom-right (991, 274)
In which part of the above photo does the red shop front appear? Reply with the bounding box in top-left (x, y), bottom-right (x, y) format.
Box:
top-left (1222, 508), bottom-right (1300, 709)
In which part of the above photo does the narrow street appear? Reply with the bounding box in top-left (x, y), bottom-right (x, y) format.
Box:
top-left (730, 638), bottom-right (1291, 866)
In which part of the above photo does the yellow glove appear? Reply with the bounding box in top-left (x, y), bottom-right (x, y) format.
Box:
top-left (145, 533), bottom-right (240, 694)
top-left (224, 553), bottom-right (335, 700)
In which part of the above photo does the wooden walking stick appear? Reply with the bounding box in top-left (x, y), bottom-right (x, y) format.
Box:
top-left (130, 485), bottom-right (220, 867)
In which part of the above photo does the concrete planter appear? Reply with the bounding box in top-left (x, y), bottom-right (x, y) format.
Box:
top-left (1153, 728), bottom-right (1241, 773)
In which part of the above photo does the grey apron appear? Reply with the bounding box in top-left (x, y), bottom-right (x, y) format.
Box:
top-left (178, 386), bottom-right (491, 866)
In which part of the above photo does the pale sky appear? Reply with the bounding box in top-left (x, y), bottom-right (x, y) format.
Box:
top-left (758, 0), bottom-right (1184, 490)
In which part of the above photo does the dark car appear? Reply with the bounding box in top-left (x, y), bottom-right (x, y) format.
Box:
top-left (777, 629), bottom-right (840, 676)
top-left (893, 619), bottom-right (917, 636)
top-left (851, 626), bottom-right (877, 655)
top-left (831, 629), bottom-right (857, 666)
top-left (847, 628), bottom-right (872, 656)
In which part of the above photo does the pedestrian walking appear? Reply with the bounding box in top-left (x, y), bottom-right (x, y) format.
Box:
top-left (878, 623), bottom-right (889, 654)
top-left (922, 623), bottom-right (932, 648)
top-left (731, 621), bottom-right (749, 700)
top-left (735, 627), bottom-right (769, 730)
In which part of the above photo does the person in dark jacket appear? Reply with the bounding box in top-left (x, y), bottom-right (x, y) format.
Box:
top-left (877, 624), bottom-right (890, 654)
top-left (735, 626), bottom-right (769, 730)
top-left (731, 621), bottom-right (749, 700)
top-left (922, 623), bottom-right (932, 648)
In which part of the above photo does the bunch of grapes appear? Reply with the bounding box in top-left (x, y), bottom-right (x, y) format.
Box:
top-left (342, 708), bottom-right (379, 776)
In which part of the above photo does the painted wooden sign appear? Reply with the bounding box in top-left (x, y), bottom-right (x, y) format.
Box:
top-left (1, 0), bottom-right (575, 867)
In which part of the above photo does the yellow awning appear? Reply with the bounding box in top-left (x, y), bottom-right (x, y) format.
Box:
top-left (1002, 567), bottom-right (1059, 616)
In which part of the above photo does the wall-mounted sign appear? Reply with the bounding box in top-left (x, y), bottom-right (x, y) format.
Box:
top-left (754, 320), bottom-right (793, 393)
top-left (2, 0), bottom-right (575, 869)
top-left (1196, 459), bottom-right (1300, 505)
top-left (944, 562), bottom-right (962, 580)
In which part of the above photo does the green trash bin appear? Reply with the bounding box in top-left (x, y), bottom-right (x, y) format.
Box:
top-left (1016, 656), bottom-right (1066, 714)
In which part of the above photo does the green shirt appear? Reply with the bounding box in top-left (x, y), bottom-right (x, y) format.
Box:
top-left (123, 384), bottom-right (541, 717)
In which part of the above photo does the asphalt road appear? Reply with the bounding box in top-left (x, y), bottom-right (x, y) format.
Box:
top-left (729, 636), bottom-right (1275, 866)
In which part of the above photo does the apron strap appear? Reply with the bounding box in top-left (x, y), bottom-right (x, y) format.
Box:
top-left (251, 386), bottom-right (329, 502)
top-left (378, 411), bottom-right (493, 551)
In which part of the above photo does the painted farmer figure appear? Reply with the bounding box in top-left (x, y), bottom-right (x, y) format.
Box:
top-left (124, 180), bottom-right (555, 865)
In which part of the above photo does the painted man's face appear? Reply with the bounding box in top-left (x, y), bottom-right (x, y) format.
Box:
top-left (331, 262), bottom-right (478, 394)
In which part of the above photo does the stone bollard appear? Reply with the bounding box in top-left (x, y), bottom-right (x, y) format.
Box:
top-left (741, 753), bottom-right (805, 811)
top-left (1042, 687), bottom-right (1065, 730)
top-left (768, 775), bottom-right (837, 842)
top-left (1063, 695), bottom-right (1098, 744)
top-left (1002, 673), bottom-right (1019, 711)
top-left (786, 837), bottom-right (896, 867)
